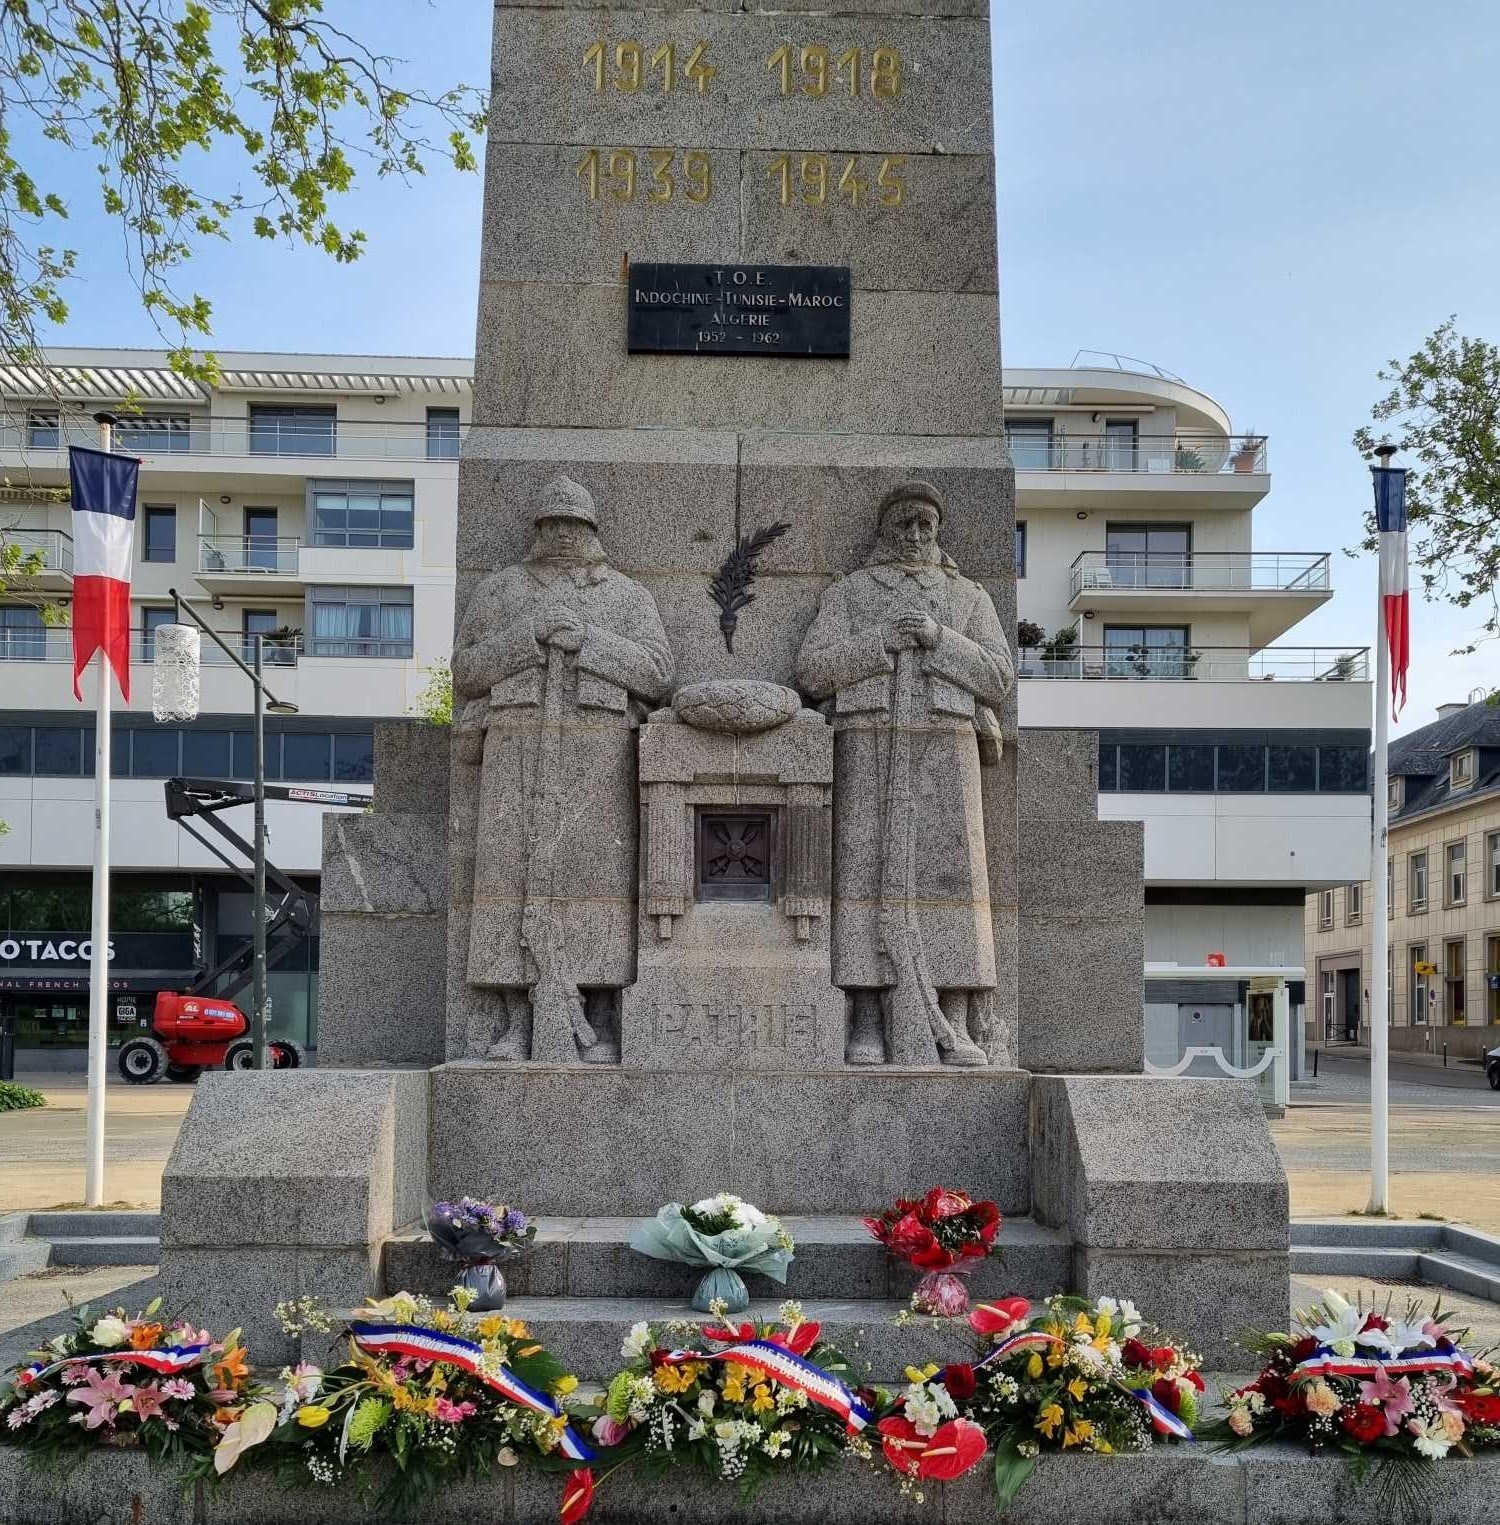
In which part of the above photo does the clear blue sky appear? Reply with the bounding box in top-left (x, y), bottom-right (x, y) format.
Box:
top-left (41, 0), bottom-right (1500, 733)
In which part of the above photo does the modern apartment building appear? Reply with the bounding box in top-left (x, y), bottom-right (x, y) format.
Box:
top-left (0, 351), bottom-right (469, 1061)
top-left (1008, 357), bottom-right (1372, 1085)
top-left (1304, 697), bottom-right (1500, 1059)
top-left (0, 348), bottom-right (1372, 1076)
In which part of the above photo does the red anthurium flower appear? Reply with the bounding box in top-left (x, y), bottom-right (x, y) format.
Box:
top-left (559, 1467), bottom-right (594, 1525)
top-left (702, 1323), bottom-right (754, 1345)
top-left (765, 1321), bottom-right (822, 1356)
top-left (1340, 1403), bottom-right (1386, 1445)
top-left (877, 1414), bottom-right (926, 1476)
top-left (1185, 1370), bottom-right (1205, 1392)
top-left (921, 1188), bottom-right (974, 1221)
top-left (1149, 1347), bottom-right (1177, 1372)
top-left (917, 1419), bottom-right (988, 1480)
top-left (970, 1298), bottom-right (1031, 1336)
top-left (909, 1238), bottom-right (958, 1271)
top-left (942, 1363), bottom-right (977, 1400)
top-left (886, 1213), bottom-right (940, 1262)
top-left (647, 1348), bottom-right (672, 1370)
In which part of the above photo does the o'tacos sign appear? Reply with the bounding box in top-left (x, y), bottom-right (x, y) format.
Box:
top-left (628, 262), bottom-right (852, 357)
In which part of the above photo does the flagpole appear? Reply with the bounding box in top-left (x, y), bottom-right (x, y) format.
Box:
top-left (1368, 443), bottom-right (1398, 1214)
top-left (84, 411), bottom-right (118, 1209)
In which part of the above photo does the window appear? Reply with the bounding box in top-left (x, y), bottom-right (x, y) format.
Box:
top-left (1489, 935), bottom-right (1500, 1025)
top-left (308, 585), bottom-right (414, 658)
top-left (283, 732), bottom-right (331, 781)
top-left (142, 506), bottom-right (176, 563)
top-left (1451, 751), bottom-right (1475, 790)
top-left (1446, 840), bottom-right (1467, 906)
top-left (1388, 776), bottom-right (1403, 810)
top-left (182, 730), bottom-right (231, 776)
top-left (0, 605), bottom-right (46, 659)
top-left (1217, 743), bottom-right (1266, 792)
top-left (232, 731), bottom-right (282, 782)
top-left (1319, 746), bottom-right (1368, 792)
top-left (1320, 970), bottom-right (1335, 1035)
top-left (0, 726), bottom-right (32, 773)
top-left (1488, 831), bottom-right (1500, 899)
top-left (128, 728), bottom-right (180, 778)
top-left (140, 607), bottom-right (175, 661)
top-left (26, 410), bottom-right (59, 447)
top-left (248, 403), bottom-right (335, 456)
top-left (116, 414), bottom-right (192, 453)
top-left (1410, 945), bottom-right (1430, 1025)
top-left (33, 727), bottom-right (86, 776)
top-left (426, 407), bottom-right (461, 460)
top-left (1445, 938), bottom-right (1467, 1025)
top-left (1105, 524), bottom-right (1191, 589)
top-left (1116, 743), bottom-right (1165, 792)
top-left (1346, 881), bottom-right (1363, 924)
top-left (1167, 744), bottom-right (1215, 792)
top-left (1388, 855), bottom-right (1395, 918)
top-left (333, 732), bottom-right (375, 782)
top-left (1318, 890), bottom-right (1334, 930)
top-left (1268, 744), bottom-right (1317, 793)
top-left (1098, 742), bottom-right (1117, 792)
top-left (1409, 851), bottom-right (1428, 912)
top-left (1005, 418), bottom-right (1053, 469)
top-left (310, 479), bottom-right (414, 550)
top-left (243, 507), bottom-right (281, 572)
top-left (1015, 521), bottom-right (1026, 579)
top-left (1102, 419), bottom-right (1139, 470)
top-left (1103, 625), bottom-right (1190, 678)
top-left (243, 608), bottom-right (296, 667)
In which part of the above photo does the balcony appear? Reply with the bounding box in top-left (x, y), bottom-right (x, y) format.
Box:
top-left (1068, 551), bottom-right (1333, 646)
top-left (3, 529), bottom-right (73, 590)
top-left (1006, 431), bottom-right (1268, 510)
top-left (1017, 645), bottom-right (1367, 683)
top-left (197, 535), bottom-right (303, 595)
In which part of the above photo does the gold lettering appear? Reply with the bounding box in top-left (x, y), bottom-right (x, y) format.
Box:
top-left (768, 43), bottom-right (792, 95)
top-left (684, 151), bottom-right (713, 203)
top-left (615, 39), bottom-right (643, 93)
top-left (576, 147), bottom-right (600, 200)
top-left (877, 155), bottom-right (905, 207)
top-left (647, 148), bottom-right (674, 203)
top-left (872, 47), bottom-right (902, 100)
top-left (685, 41), bottom-right (716, 94)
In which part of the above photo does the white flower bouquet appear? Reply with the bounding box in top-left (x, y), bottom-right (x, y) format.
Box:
top-left (628, 1194), bottom-right (795, 1313)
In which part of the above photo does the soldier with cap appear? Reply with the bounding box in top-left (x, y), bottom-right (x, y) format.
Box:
top-left (796, 480), bottom-right (1014, 1067)
top-left (453, 475), bottom-right (673, 1061)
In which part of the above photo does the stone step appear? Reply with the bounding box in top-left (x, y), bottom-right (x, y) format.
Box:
top-left (0, 1240), bottom-right (51, 1282)
top-left (44, 1236), bottom-right (159, 1268)
top-left (1417, 1250), bottom-right (1500, 1303)
top-left (27, 1211), bottom-right (161, 1238)
top-left (381, 1214), bottom-right (1072, 1304)
top-left (1289, 1217), bottom-right (1445, 1249)
top-left (1289, 1244), bottom-right (1422, 1279)
top-left (0, 1214), bottom-right (29, 1247)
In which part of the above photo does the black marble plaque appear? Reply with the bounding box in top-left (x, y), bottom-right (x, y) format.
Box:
top-left (628, 262), bottom-right (851, 358)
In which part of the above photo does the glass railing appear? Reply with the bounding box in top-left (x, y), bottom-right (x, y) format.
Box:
top-left (1017, 646), bottom-right (1369, 682)
top-left (198, 535), bottom-right (302, 576)
top-left (4, 528), bottom-right (73, 575)
top-left (305, 636), bottom-right (414, 659)
top-left (1005, 433), bottom-right (1267, 475)
top-left (1069, 551), bottom-right (1330, 600)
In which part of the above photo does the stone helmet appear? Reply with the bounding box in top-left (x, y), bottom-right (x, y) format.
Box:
top-left (878, 479), bottom-right (944, 528)
top-left (532, 475), bottom-right (599, 530)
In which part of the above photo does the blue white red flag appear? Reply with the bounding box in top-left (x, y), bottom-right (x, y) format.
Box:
top-left (1373, 465), bottom-right (1409, 718)
top-left (68, 444), bottom-right (139, 702)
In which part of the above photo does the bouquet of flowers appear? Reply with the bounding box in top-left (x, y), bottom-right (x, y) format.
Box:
top-left (0, 1297), bottom-right (252, 1477)
top-left (629, 1194), bottom-right (794, 1314)
top-left (1209, 1290), bottom-right (1500, 1479)
top-left (929, 1294), bottom-right (1200, 1506)
top-left (215, 1290), bottom-right (595, 1520)
top-left (426, 1197), bottom-right (537, 1312)
top-left (578, 1304), bottom-right (988, 1509)
top-left (863, 1188), bottom-right (1001, 1315)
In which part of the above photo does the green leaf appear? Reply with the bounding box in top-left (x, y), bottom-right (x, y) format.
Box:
top-left (991, 1435), bottom-right (1035, 1513)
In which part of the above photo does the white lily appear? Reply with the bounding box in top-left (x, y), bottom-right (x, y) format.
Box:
top-left (1359, 1318), bottom-right (1436, 1358)
top-left (1306, 1290), bottom-right (1366, 1356)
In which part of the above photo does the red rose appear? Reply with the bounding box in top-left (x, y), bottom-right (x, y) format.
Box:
top-left (1121, 1338), bottom-right (1153, 1369)
top-left (1340, 1404), bottom-right (1386, 1445)
top-left (1289, 1336), bottom-right (1319, 1363)
top-left (943, 1363), bottom-right (978, 1400)
top-left (1360, 1313), bottom-right (1390, 1334)
top-left (921, 1188), bottom-right (974, 1221)
top-left (1149, 1346), bottom-right (1177, 1372)
top-left (1150, 1377), bottom-right (1182, 1416)
top-left (886, 1213), bottom-right (940, 1262)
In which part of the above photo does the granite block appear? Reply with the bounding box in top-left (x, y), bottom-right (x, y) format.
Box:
top-left (1018, 912), bottom-right (1144, 1074)
top-left (1077, 1248), bottom-right (1291, 1370)
top-left (0, 1442), bottom-right (193, 1525)
top-left (744, 150), bottom-right (997, 293)
top-left (454, 426), bottom-right (737, 578)
top-left (489, 12), bottom-right (993, 156)
top-left (373, 719), bottom-right (451, 816)
top-left (202, 1464), bottom-right (511, 1525)
top-left (320, 813), bottom-right (447, 915)
top-left (1019, 819), bottom-right (1142, 920)
top-left (1017, 728), bottom-right (1099, 822)
top-left (637, 710), bottom-right (833, 786)
top-left (481, 143), bottom-right (741, 285)
top-left (313, 913), bottom-right (449, 1068)
top-left (1240, 1447), bottom-right (1500, 1525)
top-left (472, 283), bottom-right (1004, 436)
top-left (1032, 1075), bottom-right (1290, 1253)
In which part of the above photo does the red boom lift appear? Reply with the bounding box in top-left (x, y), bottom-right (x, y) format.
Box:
top-left (116, 776), bottom-right (370, 1083)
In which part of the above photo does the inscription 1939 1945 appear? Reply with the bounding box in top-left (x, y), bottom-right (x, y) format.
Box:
top-left (628, 262), bottom-right (851, 357)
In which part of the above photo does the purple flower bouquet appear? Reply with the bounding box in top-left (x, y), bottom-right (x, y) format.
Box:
top-left (425, 1198), bottom-right (536, 1312)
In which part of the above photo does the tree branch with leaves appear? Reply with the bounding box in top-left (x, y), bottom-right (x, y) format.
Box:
top-left (1353, 317), bottom-right (1500, 652)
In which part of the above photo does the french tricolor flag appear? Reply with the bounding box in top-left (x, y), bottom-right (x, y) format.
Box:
top-left (68, 445), bottom-right (140, 703)
top-left (1373, 464), bottom-right (1409, 719)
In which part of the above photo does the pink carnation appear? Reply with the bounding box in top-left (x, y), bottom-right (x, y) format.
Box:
top-left (434, 1398), bottom-right (476, 1424)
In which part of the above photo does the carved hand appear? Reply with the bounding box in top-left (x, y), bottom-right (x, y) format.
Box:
top-left (887, 610), bottom-right (939, 651)
top-left (536, 609), bottom-right (584, 651)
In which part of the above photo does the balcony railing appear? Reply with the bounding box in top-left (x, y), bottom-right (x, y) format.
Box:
top-left (1070, 551), bottom-right (1330, 601)
top-left (198, 535), bottom-right (302, 576)
top-left (1017, 646), bottom-right (1369, 682)
top-left (0, 414), bottom-right (469, 463)
top-left (1005, 432), bottom-right (1267, 476)
top-left (3, 528), bottom-right (73, 575)
top-left (133, 631), bottom-right (302, 667)
top-left (305, 636), bottom-right (414, 659)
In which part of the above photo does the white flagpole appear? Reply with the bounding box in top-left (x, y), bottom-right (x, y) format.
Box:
top-left (84, 412), bottom-right (117, 1209)
top-left (1367, 445), bottom-right (1397, 1214)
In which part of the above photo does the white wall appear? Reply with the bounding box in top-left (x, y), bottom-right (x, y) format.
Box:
top-left (1145, 901), bottom-right (1306, 971)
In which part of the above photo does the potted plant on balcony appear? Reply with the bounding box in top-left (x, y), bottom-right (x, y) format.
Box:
top-left (1232, 434), bottom-right (1262, 474)
top-left (1039, 623), bottom-right (1078, 676)
top-left (1173, 442), bottom-right (1207, 472)
top-left (1016, 619), bottom-right (1044, 675)
top-left (1326, 652), bottom-right (1357, 681)
top-left (264, 624), bottom-right (300, 666)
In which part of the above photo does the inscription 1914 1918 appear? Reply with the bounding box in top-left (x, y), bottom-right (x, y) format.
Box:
top-left (628, 262), bottom-right (851, 357)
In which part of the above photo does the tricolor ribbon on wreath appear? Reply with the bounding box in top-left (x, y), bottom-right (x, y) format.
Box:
top-left (969, 1328), bottom-right (1195, 1440)
top-left (659, 1338), bottom-right (873, 1434)
top-left (18, 1342), bottom-right (211, 1387)
top-left (349, 1322), bottom-right (595, 1462)
top-left (1294, 1349), bottom-right (1475, 1382)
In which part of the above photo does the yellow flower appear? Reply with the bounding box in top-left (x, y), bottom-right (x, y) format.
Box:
top-left (904, 1364), bottom-right (940, 1384)
top-left (1067, 1377), bottom-right (1089, 1403)
top-left (1073, 1313), bottom-right (1095, 1338)
top-left (517, 1343), bottom-right (542, 1359)
top-left (1094, 1310), bottom-right (1112, 1338)
top-left (1094, 1439), bottom-right (1113, 1454)
top-left (1072, 1418), bottom-right (1095, 1443)
top-left (553, 1375), bottom-right (579, 1397)
top-left (392, 1386), bottom-right (419, 1412)
top-left (1062, 1427), bottom-right (1081, 1449)
top-left (1037, 1402), bottom-right (1065, 1440)
top-left (721, 1365), bottom-right (751, 1403)
top-left (751, 1384), bottom-right (776, 1415)
top-left (477, 1316), bottom-right (507, 1341)
top-left (1027, 1353), bottom-right (1045, 1380)
top-left (506, 1320), bottom-right (532, 1340)
top-left (295, 1405), bottom-right (331, 1429)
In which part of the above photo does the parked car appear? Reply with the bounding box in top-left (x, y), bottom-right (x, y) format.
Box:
top-left (1488, 1044), bottom-right (1500, 1091)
